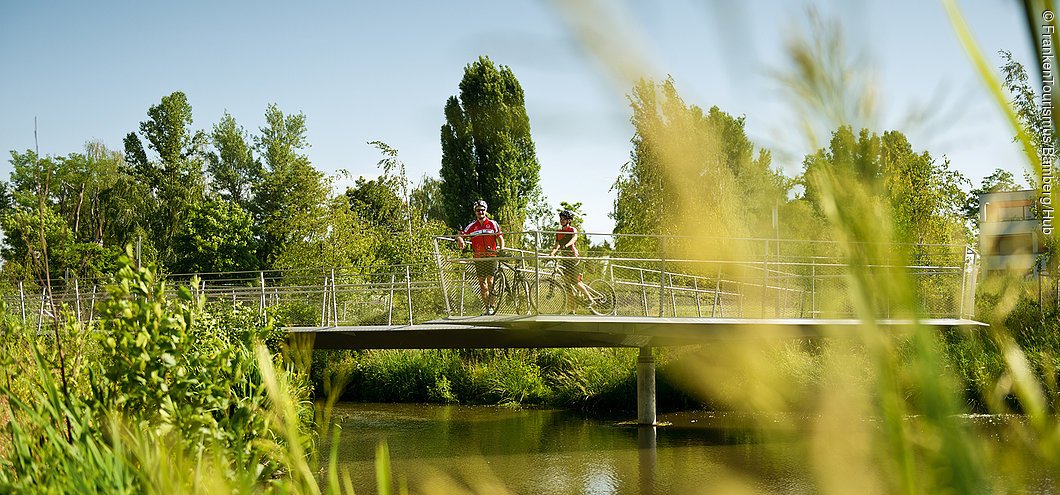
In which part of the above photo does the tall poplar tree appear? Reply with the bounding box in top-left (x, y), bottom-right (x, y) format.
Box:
top-left (612, 77), bottom-right (787, 245)
top-left (439, 56), bottom-right (540, 232)
top-left (252, 104), bottom-right (329, 267)
top-left (122, 91), bottom-right (207, 265)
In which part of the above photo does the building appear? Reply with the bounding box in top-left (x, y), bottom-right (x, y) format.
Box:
top-left (979, 189), bottom-right (1048, 273)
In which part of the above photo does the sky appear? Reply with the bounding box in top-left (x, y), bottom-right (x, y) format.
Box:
top-left (0, 0), bottom-right (1037, 234)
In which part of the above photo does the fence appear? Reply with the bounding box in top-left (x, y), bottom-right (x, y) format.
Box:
top-left (0, 233), bottom-right (978, 328)
top-left (433, 232), bottom-right (978, 320)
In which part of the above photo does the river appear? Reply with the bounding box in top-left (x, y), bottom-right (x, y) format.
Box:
top-left (326, 402), bottom-right (817, 494)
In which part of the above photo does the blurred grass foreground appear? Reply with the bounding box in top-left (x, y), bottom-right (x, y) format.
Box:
top-left (3, 2), bottom-right (1060, 494)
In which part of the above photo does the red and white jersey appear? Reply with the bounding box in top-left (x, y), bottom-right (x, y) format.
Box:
top-left (555, 225), bottom-right (579, 257)
top-left (461, 218), bottom-right (502, 257)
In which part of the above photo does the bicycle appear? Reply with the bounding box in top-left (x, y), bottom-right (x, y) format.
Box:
top-left (536, 258), bottom-right (617, 316)
top-left (489, 250), bottom-right (533, 315)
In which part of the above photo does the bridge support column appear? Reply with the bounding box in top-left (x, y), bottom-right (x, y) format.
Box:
top-left (637, 346), bottom-right (656, 425)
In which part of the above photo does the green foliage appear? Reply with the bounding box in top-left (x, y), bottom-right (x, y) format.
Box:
top-left (207, 112), bottom-right (261, 207)
top-left (612, 77), bottom-right (788, 250)
top-left (171, 198), bottom-right (259, 273)
top-left (123, 91), bottom-right (208, 266)
top-left (961, 168), bottom-right (1021, 228)
top-left (252, 104), bottom-right (330, 268)
top-left (88, 254), bottom-right (309, 480)
top-left (0, 256), bottom-right (323, 492)
top-left (341, 143), bottom-right (451, 268)
top-left (439, 56), bottom-right (541, 232)
top-left (801, 126), bottom-right (969, 246)
top-left (1, 146), bottom-right (131, 279)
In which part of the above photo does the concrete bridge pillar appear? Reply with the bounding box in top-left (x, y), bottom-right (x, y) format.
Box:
top-left (637, 346), bottom-right (656, 425)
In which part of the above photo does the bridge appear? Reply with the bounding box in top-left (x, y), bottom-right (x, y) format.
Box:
top-left (4, 233), bottom-right (985, 424)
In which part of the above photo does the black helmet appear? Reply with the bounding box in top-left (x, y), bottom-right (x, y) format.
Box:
top-left (559, 209), bottom-right (573, 219)
top-left (472, 199), bottom-right (487, 211)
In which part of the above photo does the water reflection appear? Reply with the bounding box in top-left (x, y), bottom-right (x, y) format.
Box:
top-left (325, 403), bottom-right (808, 494)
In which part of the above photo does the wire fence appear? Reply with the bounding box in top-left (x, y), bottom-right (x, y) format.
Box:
top-left (0, 232), bottom-right (978, 328)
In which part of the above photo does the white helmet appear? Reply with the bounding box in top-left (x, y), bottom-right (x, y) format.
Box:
top-left (472, 199), bottom-right (487, 210)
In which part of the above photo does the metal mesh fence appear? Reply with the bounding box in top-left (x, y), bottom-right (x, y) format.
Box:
top-left (433, 232), bottom-right (976, 319)
top-left (0, 233), bottom-right (977, 327)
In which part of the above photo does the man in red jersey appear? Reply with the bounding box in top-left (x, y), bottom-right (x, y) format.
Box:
top-left (549, 209), bottom-right (593, 313)
top-left (457, 199), bottom-right (504, 315)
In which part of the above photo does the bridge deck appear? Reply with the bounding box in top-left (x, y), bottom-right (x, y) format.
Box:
top-left (289, 316), bottom-right (987, 349)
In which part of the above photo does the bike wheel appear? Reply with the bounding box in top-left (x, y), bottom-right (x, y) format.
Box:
top-left (488, 268), bottom-right (506, 314)
top-left (587, 279), bottom-right (616, 316)
top-left (514, 277), bottom-right (532, 315)
top-left (536, 278), bottom-right (567, 315)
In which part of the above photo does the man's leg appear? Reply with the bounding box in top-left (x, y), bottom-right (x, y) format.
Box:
top-left (479, 276), bottom-right (491, 314)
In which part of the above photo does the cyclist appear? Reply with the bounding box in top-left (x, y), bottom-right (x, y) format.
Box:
top-left (549, 209), bottom-right (593, 313)
top-left (456, 199), bottom-right (504, 315)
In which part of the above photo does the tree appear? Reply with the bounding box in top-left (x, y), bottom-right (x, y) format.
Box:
top-left (252, 104), bottom-right (329, 268)
top-left (345, 143), bottom-right (451, 267)
top-left (962, 168), bottom-right (1020, 229)
top-left (801, 126), bottom-right (969, 247)
top-left (409, 174), bottom-right (446, 225)
top-left (122, 91), bottom-right (207, 265)
top-left (439, 56), bottom-right (541, 233)
top-left (171, 198), bottom-right (258, 273)
top-left (2, 147), bottom-right (130, 280)
top-left (612, 77), bottom-right (788, 251)
top-left (206, 112), bottom-right (260, 207)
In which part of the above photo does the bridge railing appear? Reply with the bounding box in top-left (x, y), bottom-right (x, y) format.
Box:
top-left (434, 232), bottom-right (978, 320)
top-left (0, 233), bottom-right (978, 328)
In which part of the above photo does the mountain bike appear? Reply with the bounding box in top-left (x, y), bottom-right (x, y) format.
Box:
top-left (490, 250), bottom-right (533, 315)
top-left (536, 258), bottom-right (617, 316)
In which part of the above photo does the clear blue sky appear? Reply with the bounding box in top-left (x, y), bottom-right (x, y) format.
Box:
top-left (0, 0), bottom-right (1034, 234)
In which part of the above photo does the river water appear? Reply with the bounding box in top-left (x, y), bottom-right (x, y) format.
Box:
top-left (327, 403), bottom-right (816, 494)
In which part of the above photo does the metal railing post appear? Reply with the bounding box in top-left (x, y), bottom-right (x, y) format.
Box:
top-left (659, 236), bottom-right (667, 318)
top-left (320, 275), bottom-right (329, 327)
top-left (331, 268), bottom-right (338, 326)
top-left (74, 279), bottom-right (81, 322)
top-left (639, 269), bottom-right (649, 316)
top-left (959, 252), bottom-right (968, 319)
top-left (712, 267), bottom-right (721, 317)
top-left (406, 265), bottom-right (414, 325)
top-left (260, 271), bottom-right (266, 318)
top-left (534, 231), bottom-right (540, 314)
top-left (89, 285), bottom-right (96, 323)
top-left (433, 238), bottom-right (452, 315)
top-left (811, 259), bottom-right (816, 319)
top-left (19, 281), bottom-right (25, 324)
top-left (37, 288), bottom-right (45, 335)
top-left (761, 239), bottom-right (768, 317)
top-left (668, 273), bottom-right (677, 317)
top-left (388, 273), bottom-right (396, 325)
top-left (693, 277), bottom-right (702, 317)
